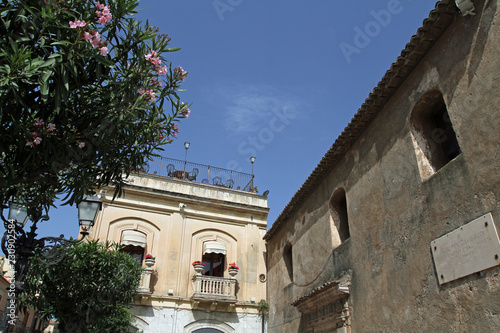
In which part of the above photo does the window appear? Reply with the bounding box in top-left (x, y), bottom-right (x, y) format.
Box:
top-left (202, 253), bottom-right (225, 277)
top-left (120, 230), bottom-right (147, 265)
top-left (410, 90), bottom-right (461, 179)
top-left (283, 242), bottom-right (293, 282)
top-left (121, 245), bottom-right (144, 265)
top-left (329, 188), bottom-right (350, 245)
top-left (202, 241), bottom-right (227, 277)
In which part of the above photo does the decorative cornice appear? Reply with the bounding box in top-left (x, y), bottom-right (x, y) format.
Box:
top-left (291, 280), bottom-right (350, 313)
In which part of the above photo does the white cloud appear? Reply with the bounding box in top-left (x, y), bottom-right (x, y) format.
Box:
top-left (215, 84), bottom-right (303, 134)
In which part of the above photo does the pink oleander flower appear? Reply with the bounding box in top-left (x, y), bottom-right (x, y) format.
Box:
top-left (137, 88), bottom-right (155, 103)
top-left (145, 50), bottom-right (158, 61)
top-left (69, 20), bottom-right (86, 28)
top-left (25, 140), bottom-right (34, 148)
top-left (96, 4), bottom-right (112, 25)
top-left (84, 31), bottom-right (92, 41)
top-left (34, 118), bottom-right (44, 126)
top-left (90, 31), bottom-right (101, 48)
top-left (182, 107), bottom-right (190, 118)
top-left (106, 248), bottom-right (113, 252)
top-left (78, 141), bottom-right (86, 148)
top-left (175, 66), bottom-right (187, 81)
top-left (33, 136), bottom-right (42, 145)
top-left (47, 123), bottom-right (56, 132)
top-left (98, 13), bottom-right (112, 25)
top-left (145, 50), bottom-right (161, 67)
top-left (151, 57), bottom-right (161, 67)
top-left (150, 77), bottom-right (163, 87)
top-left (95, 1), bottom-right (105, 10)
top-left (156, 66), bottom-right (167, 76)
top-left (171, 124), bottom-right (179, 137)
top-left (100, 46), bottom-right (109, 56)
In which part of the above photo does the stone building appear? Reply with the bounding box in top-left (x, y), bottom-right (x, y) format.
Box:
top-left (264, 0), bottom-right (500, 332)
top-left (90, 157), bottom-right (269, 332)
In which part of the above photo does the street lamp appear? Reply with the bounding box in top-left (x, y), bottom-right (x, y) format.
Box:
top-left (250, 156), bottom-right (256, 191)
top-left (7, 202), bottom-right (28, 227)
top-left (183, 141), bottom-right (190, 178)
top-left (77, 194), bottom-right (102, 235)
top-left (0, 196), bottom-right (102, 332)
top-left (250, 156), bottom-right (256, 175)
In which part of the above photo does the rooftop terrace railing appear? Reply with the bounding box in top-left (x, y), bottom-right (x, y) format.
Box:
top-left (140, 156), bottom-right (255, 192)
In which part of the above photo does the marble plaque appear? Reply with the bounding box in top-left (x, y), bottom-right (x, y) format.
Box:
top-left (431, 213), bottom-right (500, 285)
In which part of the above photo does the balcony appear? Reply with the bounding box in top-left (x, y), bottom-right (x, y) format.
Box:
top-left (192, 275), bottom-right (237, 306)
top-left (139, 156), bottom-right (255, 192)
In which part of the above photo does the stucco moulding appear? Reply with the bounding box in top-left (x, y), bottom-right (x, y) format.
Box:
top-left (431, 213), bottom-right (500, 285)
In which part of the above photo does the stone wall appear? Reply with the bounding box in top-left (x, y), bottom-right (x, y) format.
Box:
top-left (266, 0), bottom-right (500, 332)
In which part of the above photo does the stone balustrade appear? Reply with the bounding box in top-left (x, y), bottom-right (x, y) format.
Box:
top-left (137, 267), bottom-right (153, 296)
top-left (192, 275), bottom-right (237, 302)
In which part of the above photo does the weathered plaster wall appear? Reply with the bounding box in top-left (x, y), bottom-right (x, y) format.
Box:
top-left (267, 1), bottom-right (500, 332)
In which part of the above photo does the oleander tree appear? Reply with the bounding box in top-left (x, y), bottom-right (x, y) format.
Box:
top-left (20, 241), bottom-right (143, 333)
top-left (0, 0), bottom-right (191, 211)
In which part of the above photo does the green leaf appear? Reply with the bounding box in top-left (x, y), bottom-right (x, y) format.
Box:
top-left (163, 47), bottom-right (181, 52)
top-left (39, 58), bottom-right (56, 68)
top-left (95, 55), bottom-right (115, 67)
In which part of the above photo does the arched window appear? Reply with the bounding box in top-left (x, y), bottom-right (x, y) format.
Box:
top-left (410, 90), bottom-right (461, 179)
top-left (330, 188), bottom-right (350, 246)
top-left (283, 242), bottom-right (293, 282)
top-left (202, 241), bottom-right (226, 277)
top-left (120, 230), bottom-right (147, 265)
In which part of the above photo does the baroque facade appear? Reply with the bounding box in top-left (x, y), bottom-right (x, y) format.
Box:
top-left (265, 0), bottom-right (500, 332)
top-left (89, 160), bottom-right (269, 332)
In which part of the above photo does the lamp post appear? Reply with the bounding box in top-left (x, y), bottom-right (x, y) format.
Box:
top-left (183, 141), bottom-right (190, 179)
top-left (0, 195), bottom-right (102, 332)
top-left (250, 156), bottom-right (256, 191)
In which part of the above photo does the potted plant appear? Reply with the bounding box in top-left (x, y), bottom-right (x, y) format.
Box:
top-left (145, 253), bottom-right (155, 266)
top-left (192, 260), bottom-right (205, 275)
top-left (228, 262), bottom-right (239, 277)
top-left (250, 186), bottom-right (258, 193)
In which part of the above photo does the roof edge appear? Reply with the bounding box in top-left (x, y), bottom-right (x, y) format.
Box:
top-left (264, 0), bottom-right (458, 241)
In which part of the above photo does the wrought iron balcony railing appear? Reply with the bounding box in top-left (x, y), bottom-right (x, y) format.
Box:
top-left (139, 156), bottom-right (255, 192)
top-left (192, 275), bottom-right (237, 303)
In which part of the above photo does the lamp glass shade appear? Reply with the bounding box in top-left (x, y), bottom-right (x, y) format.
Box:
top-left (250, 156), bottom-right (256, 164)
top-left (184, 141), bottom-right (190, 149)
top-left (8, 202), bottom-right (29, 226)
top-left (78, 195), bottom-right (102, 227)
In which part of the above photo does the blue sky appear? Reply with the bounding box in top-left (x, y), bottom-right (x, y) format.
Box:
top-left (6, 0), bottom-right (439, 240)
